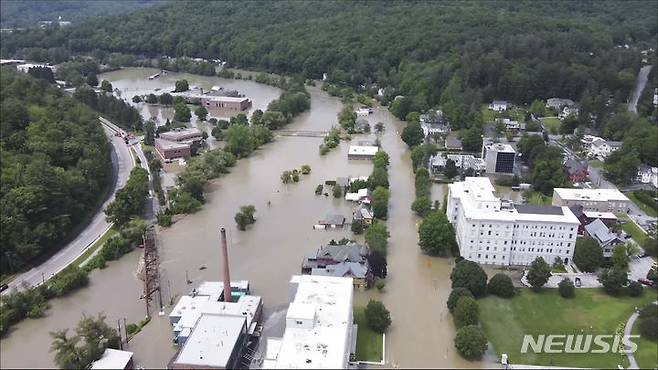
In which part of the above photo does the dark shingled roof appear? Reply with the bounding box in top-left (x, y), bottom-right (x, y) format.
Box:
top-left (515, 204), bottom-right (564, 215)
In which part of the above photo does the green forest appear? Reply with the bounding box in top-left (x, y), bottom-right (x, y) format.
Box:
top-left (1, 1), bottom-right (655, 118)
top-left (0, 69), bottom-right (111, 273)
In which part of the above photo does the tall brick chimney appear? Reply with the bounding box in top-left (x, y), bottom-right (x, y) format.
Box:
top-left (220, 228), bottom-right (232, 302)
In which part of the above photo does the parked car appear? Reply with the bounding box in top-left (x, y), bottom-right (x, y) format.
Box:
top-left (0, 283), bottom-right (9, 292)
top-left (638, 278), bottom-right (655, 287)
top-left (574, 277), bottom-right (582, 288)
top-left (638, 252), bottom-right (648, 258)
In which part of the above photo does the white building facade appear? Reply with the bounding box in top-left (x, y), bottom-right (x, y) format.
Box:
top-left (447, 178), bottom-right (580, 266)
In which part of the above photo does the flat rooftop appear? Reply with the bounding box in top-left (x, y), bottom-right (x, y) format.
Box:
top-left (486, 143), bottom-right (515, 153)
top-left (553, 188), bottom-right (629, 202)
top-left (155, 138), bottom-right (189, 150)
top-left (91, 349), bottom-right (133, 370)
top-left (204, 96), bottom-right (250, 102)
top-left (268, 275), bottom-right (354, 369)
top-left (348, 145), bottom-right (379, 156)
top-left (159, 127), bottom-right (203, 141)
top-left (450, 178), bottom-right (579, 224)
top-left (173, 314), bottom-right (246, 368)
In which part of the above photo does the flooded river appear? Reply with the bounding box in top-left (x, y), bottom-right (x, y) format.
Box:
top-left (1, 68), bottom-right (496, 368)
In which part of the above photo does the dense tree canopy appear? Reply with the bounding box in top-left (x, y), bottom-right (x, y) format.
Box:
top-left (1, 1), bottom-right (654, 114)
top-left (1, 69), bottom-right (111, 273)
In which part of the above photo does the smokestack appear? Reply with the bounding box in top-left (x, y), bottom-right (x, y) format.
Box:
top-left (220, 228), bottom-right (232, 302)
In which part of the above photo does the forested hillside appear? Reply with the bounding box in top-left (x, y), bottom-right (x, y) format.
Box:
top-left (0, 69), bottom-right (111, 273)
top-left (1, 1), bottom-right (656, 121)
top-left (0, 0), bottom-right (159, 28)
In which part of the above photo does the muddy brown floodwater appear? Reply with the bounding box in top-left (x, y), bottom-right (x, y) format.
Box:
top-left (1, 68), bottom-right (497, 369)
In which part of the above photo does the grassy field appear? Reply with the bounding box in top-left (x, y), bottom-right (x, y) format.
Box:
top-left (525, 191), bottom-right (552, 206)
top-left (353, 307), bottom-right (384, 362)
top-left (479, 288), bottom-right (658, 368)
top-left (74, 227), bottom-right (118, 266)
top-left (540, 117), bottom-right (562, 134)
top-left (627, 191), bottom-right (658, 218)
top-left (632, 315), bottom-right (658, 369)
top-left (620, 215), bottom-right (648, 245)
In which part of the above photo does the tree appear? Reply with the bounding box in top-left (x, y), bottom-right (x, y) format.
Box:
top-left (333, 185), bottom-right (343, 198)
top-left (447, 287), bottom-right (474, 312)
top-left (401, 121), bottom-right (424, 147)
top-left (132, 95), bottom-right (142, 103)
top-left (372, 187), bottom-right (390, 219)
top-left (194, 106), bottom-right (208, 121)
top-left (527, 257), bottom-right (551, 292)
top-left (487, 273), bottom-right (514, 298)
top-left (365, 222), bottom-right (389, 256)
top-left (454, 325), bottom-right (487, 360)
top-left (411, 196), bottom-right (432, 217)
top-left (461, 127), bottom-right (483, 152)
top-left (100, 80), bottom-right (113, 93)
top-left (444, 159), bottom-right (458, 179)
top-left (558, 278), bottom-right (575, 298)
top-left (174, 79), bottom-right (189, 92)
top-left (639, 316), bottom-right (658, 340)
top-left (146, 93), bottom-right (157, 104)
top-left (418, 211), bottom-right (457, 256)
top-left (351, 219), bottom-right (364, 234)
top-left (368, 250), bottom-right (387, 278)
top-left (211, 126), bottom-right (224, 140)
top-left (50, 314), bottom-right (120, 370)
top-left (599, 267), bottom-right (627, 295)
top-left (369, 166), bottom-right (389, 190)
top-left (453, 296), bottom-right (479, 328)
top-left (611, 244), bottom-right (628, 271)
top-left (626, 281), bottom-right (643, 297)
top-left (144, 120), bottom-right (155, 146)
top-left (573, 237), bottom-right (603, 272)
top-left (300, 165), bottom-right (311, 174)
top-left (158, 93), bottom-right (173, 105)
top-left (86, 73), bottom-right (98, 87)
top-left (174, 103), bottom-right (191, 122)
top-left (450, 260), bottom-right (488, 298)
top-left (224, 124), bottom-right (254, 158)
top-left (235, 205), bottom-right (256, 231)
top-left (281, 170), bottom-right (292, 184)
top-left (364, 300), bottom-right (391, 333)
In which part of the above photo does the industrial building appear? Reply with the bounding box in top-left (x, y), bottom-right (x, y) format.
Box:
top-left (347, 145), bottom-right (379, 160)
top-left (447, 177), bottom-right (580, 266)
top-left (264, 275), bottom-right (357, 369)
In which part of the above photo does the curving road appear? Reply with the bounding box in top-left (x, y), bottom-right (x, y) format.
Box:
top-left (2, 117), bottom-right (134, 295)
top-left (628, 65), bottom-right (652, 113)
top-left (624, 301), bottom-right (658, 369)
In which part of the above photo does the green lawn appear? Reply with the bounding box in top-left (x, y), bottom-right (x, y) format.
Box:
top-left (479, 289), bottom-right (658, 368)
top-left (525, 191), bottom-right (552, 206)
top-left (75, 227), bottom-right (118, 267)
top-left (632, 316), bottom-right (658, 369)
top-left (540, 117), bottom-right (562, 134)
top-left (627, 191), bottom-right (658, 218)
top-left (620, 215), bottom-right (648, 245)
top-left (353, 307), bottom-right (384, 362)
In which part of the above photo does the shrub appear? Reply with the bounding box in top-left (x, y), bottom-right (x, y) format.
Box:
top-left (315, 184), bottom-right (323, 195)
top-left (626, 281), bottom-right (643, 297)
top-left (375, 279), bottom-right (386, 291)
top-left (447, 288), bottom-right (474, 312)
top-left (487, 273), bottom-right (515, 298)
top-left (351, 220), bottom-right (364, 234)
top-left (558, 278), bottom-right (575, 298)
top-left (364, 300), bottom-right (391, 333)
top-left (301, 165), bottom-right (311, 174)
top-left (333, 184), bottom-right (342, 198)
top-left (453, 296), bottom-right (479, 328)
top-left (454, 325), bottom-right (488, 359)
top-left (527, 257), bottom-right (551, 292)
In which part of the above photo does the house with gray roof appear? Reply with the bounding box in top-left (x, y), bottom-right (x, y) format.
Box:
top-left (301, 243), bottom-right (372, 289)
top-left (584, 218), bottom-right (624, 258)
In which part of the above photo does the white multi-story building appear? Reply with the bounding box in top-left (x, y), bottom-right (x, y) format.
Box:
top-left (264, 275), bottom-right (356, 369)
top-left (447, 178), bottom-right (580, 266)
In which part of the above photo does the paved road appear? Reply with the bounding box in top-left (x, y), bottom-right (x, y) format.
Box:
top-left (624, 301), bottom-right (658, 369)
top-left (628, 65), bottom-right (653, 113)
top-left (131, 137), bottom-right (159, 221)
top-left (2, 118), bottom-right (134, 294)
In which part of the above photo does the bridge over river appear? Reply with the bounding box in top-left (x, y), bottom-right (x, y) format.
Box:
top-left (276, 129), bottom-right (328, 138)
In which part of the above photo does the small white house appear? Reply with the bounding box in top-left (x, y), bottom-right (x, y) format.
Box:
top-left (490, 100), bottom-right (508, 112)
top-left (637, 165), bottom-right (658, 188)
